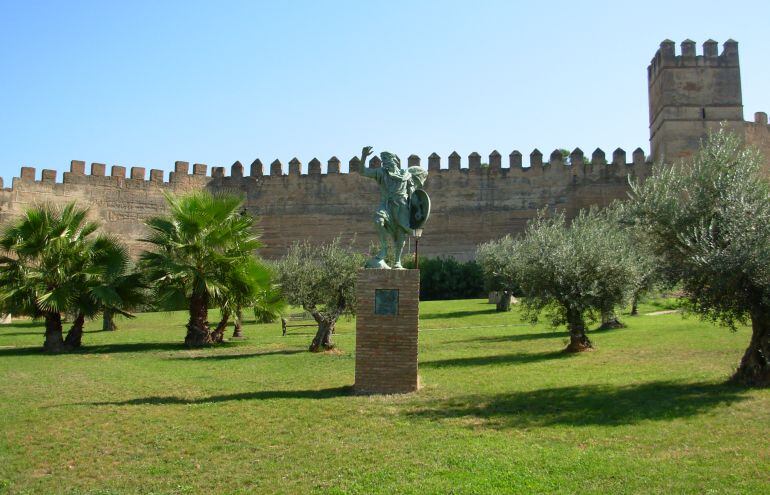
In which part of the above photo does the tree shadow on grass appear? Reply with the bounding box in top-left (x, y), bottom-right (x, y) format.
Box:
top-left (0, 330), bottom-right (42, 337)
top-left (421, 350), bottom-right (571, 368)
top-left (420, 308), bottom-right (499, 320)
top-left (407, 381), bottom-right (748, 428)
top-left (82, 386), bottom-right (352, 406)
top-left (170, 349), bottom-right (305, 361)
top-left (0, 341), bottom-right (246, 357)
top-left (450, 331), bottom-right (569, 344)
top-left (450, 323), bottom-right (629, 345)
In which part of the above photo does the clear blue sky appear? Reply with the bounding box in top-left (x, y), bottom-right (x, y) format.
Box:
top-left (1, 0), bottom-right (769, 183)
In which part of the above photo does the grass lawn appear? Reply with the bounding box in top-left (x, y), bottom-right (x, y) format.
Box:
top-left (0, 299), bottom-right (768, 494)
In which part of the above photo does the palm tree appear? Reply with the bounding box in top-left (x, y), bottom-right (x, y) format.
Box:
top-left (140, 192), bottom-right (265, 347)
top-left (210, 257), bottom-right (273, 343)
top-left (63, 235), bottom-right (146, 348)
top-left (0, 204), bottom-right (98, 352)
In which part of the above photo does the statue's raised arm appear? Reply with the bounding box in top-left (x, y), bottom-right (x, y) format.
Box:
top-left (358, 146), bottom-right (375, 176)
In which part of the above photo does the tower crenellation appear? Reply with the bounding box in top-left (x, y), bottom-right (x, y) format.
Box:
top-left (648, 39), bottom-right (743, 162)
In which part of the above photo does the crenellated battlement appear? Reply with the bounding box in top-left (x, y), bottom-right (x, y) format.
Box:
top-left (647, 39), bottom-right (739, 84)
top-left (647, 39), bottom-right (745, 163)
top-left (9, 146), bottom-right (652, 189)
top-left (1, 147), bottom-right (654, 261)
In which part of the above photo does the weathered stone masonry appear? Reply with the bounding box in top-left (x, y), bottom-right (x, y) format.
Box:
top-left (0, 40), bottom-right (768, 260)
top-left (0, 150), bottom-right (653, 260)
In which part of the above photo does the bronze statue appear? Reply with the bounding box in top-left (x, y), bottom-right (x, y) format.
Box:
top-left (358, 146), bottom-right (430, 269)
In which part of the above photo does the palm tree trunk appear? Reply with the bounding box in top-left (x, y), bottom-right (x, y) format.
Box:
top-left (565, 308), bottom-right (592, 352)
top-left (211, 309), bottom-right (231, 343)
top-left (102, 309), bottom-right (117, 331)
top-left (185, 292), bottom-right (212, 347)
top-left (64, 313), bottom-right (86, 348)
top-left (43, 312), bottom-right (65, 353)
top-left (232, 308), bottom-right (244, 338)
top-left (731, 305), bottom-right (770, 387)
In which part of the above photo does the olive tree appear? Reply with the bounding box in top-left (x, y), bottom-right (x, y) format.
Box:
top-left (274, 238), bottom-right (365, 352)
top-left (630, 129), bottom-right (770, 386)
top-left (510, 207), bottom-right (637, 352)
top-left (476, 235), bottom-right (519, 312)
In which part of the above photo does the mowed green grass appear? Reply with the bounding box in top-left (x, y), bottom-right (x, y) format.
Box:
top-left (0, 299), bottom-right (768, 495)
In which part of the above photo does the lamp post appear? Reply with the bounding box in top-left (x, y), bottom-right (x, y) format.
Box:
top-left (412, 228), bottom-right (423, 269)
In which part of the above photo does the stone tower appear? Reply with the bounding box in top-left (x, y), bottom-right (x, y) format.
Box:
top-left (648, 39), bottom-right (743, 163)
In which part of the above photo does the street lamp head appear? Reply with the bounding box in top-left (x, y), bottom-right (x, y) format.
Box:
top-left (413, 228), bottom-right (423, 238)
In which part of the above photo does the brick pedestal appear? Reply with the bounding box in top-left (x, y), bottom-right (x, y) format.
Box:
top-left (354, 269), bottom-right (419, 394)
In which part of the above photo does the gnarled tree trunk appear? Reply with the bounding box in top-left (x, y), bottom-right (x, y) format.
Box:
top-left (43, 312), bottom-right (65, 353)
top-left (565, 309), bottom-right (592, 353)
top-left (210, 310), bottom-right (231, 343)
top-left (232, 308), bottom-right (244, 338)
top-left (102, 309), bottom-right (117, 331)
top-left (64, 313), bottom-right (85, 349)
top-left (308, 308), bottom-right (337, 352)
top-left (732, 306), bottom-right (770, 387)
top-left (185, 292), bottom-right (212, 347)
top-left (496, 290), bottom-right (512, 312)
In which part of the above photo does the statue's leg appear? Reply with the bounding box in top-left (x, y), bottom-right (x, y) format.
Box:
top-left (392, 230), bottom-right (406, 269)
top-left (376, 219), bottom-right (389, 260)
top-left (365, 217), bottom-right (391, 269)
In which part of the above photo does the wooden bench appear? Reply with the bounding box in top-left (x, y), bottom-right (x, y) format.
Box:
top-left (280, 312), bottom-right (316, 336)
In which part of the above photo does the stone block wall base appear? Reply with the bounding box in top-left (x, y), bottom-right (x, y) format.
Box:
top-left (354, 269), bottom-right (420, 395)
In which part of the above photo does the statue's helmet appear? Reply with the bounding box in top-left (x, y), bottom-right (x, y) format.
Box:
top-left (380, 152), bottom-right (401, 170)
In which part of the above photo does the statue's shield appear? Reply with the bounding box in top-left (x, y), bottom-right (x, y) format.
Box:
top-left (409, 189), bottom-right (431, 229)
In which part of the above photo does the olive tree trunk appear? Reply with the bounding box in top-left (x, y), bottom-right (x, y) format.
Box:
top-left (308, 308), bottom-right (337, 352)
top-left (102, 309), bottom-right (117, 331)
top-left (64, 313), bottom-right (86, 349)
top-left (43, 312), bottom-right (65, 353)
top-left (496, 290), bottom-right (512, 312)
top-left (565, 308), bottom-right (592, 353)
top-left (185, 292), bottom-right (212, 347)
top-left (732, 306), bottom-right (770, 387)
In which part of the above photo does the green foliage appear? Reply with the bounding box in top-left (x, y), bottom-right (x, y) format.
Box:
top-left (630, 129), bottom-right (770, 385)
top-left (510, 207), bottom-right (637, 330)
top-left (140, 191), bottom-right (264, 309)
top-left (630, 129), bottom-right (770, 329)
top-left (80, 235), bottom-right (146, 320)
top-left (476, 236), bottom-right (520, 296)
top-left (139, 191), bottom-right (276, 345)
top-left (252, 283), bottom-right (285, 323)
top-left (273, 238), bottom-right (365, 321)
top-left (0, 203), bottom-right (144, 349)
top-left (0, 203), bottom-right (99, 318)
top-left (404, 256), bottom-right (484, 300)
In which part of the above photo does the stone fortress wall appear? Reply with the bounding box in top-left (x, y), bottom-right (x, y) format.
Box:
top-left (0, 39), bottom-right (768, 261)
top-left (0, 149), bottom-right (654, 261)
